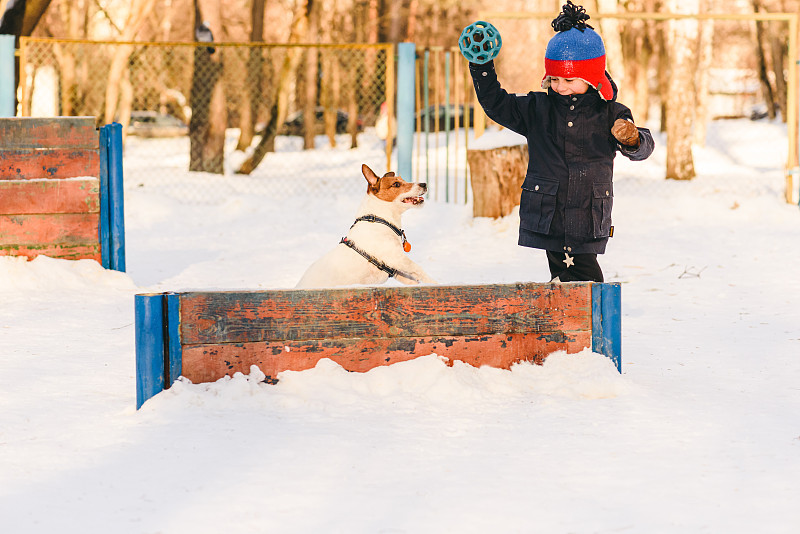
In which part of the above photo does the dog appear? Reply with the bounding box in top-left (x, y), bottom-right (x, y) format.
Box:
top-left (296, 164), bottom-right (436, 288)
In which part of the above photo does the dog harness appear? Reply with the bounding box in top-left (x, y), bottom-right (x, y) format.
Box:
top-left (350, 215), bottom-right (411, 252)
top-left (339, 215), bottom-right (416, 282)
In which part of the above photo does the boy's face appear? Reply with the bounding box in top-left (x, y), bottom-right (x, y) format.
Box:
top-left (549, 77), bottom-right (590, 96)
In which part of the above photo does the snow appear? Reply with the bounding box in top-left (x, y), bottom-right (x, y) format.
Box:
top-left (2, 120), bottom-right (800, 533)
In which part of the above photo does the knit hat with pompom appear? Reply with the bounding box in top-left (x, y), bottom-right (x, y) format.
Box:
top-left (542, 1), bottom-right (613, 101)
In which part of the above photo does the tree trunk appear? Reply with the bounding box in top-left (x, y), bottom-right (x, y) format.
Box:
top-left (656, 19), bottom-right (669, 133)
top-left (189, 0), bottom-right (227, 174)
top-left (753, 1), bottom-right (777, 119)
top-left (693, 3), bottom-right (713, 146)
top-left (466, 144), bottom-right (527, 218)
top-left (406, 0), bottom-right (418, 41)
top-left (236, 0), bottom-right (266, 152)
top-left (236, 0), bottom-right (312, 174)
top-left (302, 0), bottom-right (320, 150)
top-left (769, 22), bottom-right (787, 121)
top-left (665, 0), bottom-right (698, 181)
top-left (619, 0), bottom-right (656, 124)
top-left (103, 0), bottom-right (157, 126)
top-left (594, 0), bottom-right (625, 89)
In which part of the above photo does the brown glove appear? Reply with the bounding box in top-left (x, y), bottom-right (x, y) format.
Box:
top-left (612, 118), bottom-right (640, 147)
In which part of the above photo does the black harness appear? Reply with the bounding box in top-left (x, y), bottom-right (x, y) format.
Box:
top-left (339, 215), bottom-right (416, 282)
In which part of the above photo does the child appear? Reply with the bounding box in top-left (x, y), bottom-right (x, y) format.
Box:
top-left (465, 1), bottom-right (654, 282)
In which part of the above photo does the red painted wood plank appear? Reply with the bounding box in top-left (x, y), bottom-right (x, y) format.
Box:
top-left (0, 117), bottom-right (98, 149)
top-left (0, 242), bottom-right (101, 261)
top-left (0, 149), bottom-right (100, 180)
top-left (0, 179), bottom-right (100, 214)
top-left (180, 331), bottom-right (593, 384)
top-left (0, 213), bottom-right (100, 245)
top-left (179, 283), bottom-right (593, 345)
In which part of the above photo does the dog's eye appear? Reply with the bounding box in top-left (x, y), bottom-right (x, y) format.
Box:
top-left (392, 181), bottom-right (401, 187)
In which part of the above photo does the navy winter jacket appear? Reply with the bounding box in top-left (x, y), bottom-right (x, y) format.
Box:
top-left (470, 61), bottom-right (655, 254)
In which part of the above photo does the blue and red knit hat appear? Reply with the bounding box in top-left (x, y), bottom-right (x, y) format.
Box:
top-left (542, 1), bottom-right (613, 101)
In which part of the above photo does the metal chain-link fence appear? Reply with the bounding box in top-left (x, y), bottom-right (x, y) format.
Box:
top-left (19, 39), bottom-right (393, 203)
top-left (17, 11), bottom-right (800, 208)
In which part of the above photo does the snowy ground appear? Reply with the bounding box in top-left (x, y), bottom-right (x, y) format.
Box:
top-left (1, 120), bottom-right (800, 533)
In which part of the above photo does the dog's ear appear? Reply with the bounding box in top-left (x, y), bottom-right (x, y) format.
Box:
top-left (383, 172), bottom-right (395, 178)
top-left (362, 164), bottom-right (380, 188)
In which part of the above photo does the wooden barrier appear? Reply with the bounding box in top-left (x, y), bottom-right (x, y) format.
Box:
top-left (0, 117), bottom-right (126, 270)
top-left (134, 282), bottom-right (622, 409)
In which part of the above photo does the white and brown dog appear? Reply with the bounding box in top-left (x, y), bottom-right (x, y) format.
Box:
top-left (296, 164), bottom-right (436, 288)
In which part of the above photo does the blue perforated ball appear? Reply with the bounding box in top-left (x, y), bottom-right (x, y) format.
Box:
top-left (459, 21), bottom-right (502, 64)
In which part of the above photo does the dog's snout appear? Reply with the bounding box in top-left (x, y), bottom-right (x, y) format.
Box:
top-left (419, 183), bottom-right (427, 192)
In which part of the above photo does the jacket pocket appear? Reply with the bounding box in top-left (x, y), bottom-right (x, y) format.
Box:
top-left (591, 182), bottom-right (613, 237)
top-left (520, 178), bottom-right (559, 234)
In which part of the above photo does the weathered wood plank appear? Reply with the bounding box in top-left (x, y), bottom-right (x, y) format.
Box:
top-left (0, 213), bottom-right (100, 245)
top-left (0, 117), bottom-right (98, 149)
top-left (0, 179), bottom-right (100, 214)
top-left (0, 242), bottom-right (102, 261)
top-left (178, 283), bottom-right (593, 345)
top-left (0, 149), bottom-right (100, 180)
top-left (180, 331), bottom-right (592, 383)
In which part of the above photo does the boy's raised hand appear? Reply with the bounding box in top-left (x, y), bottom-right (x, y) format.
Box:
top-left (612, 118), bottom-right (639, 146)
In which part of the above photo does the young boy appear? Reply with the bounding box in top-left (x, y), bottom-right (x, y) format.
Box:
top-left (465, 1), bottom-right (654, 282)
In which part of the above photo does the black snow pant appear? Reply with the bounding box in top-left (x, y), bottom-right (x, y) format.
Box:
top-left (546, 250), bottom-right (604, 283)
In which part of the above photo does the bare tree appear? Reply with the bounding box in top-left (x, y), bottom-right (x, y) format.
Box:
top-left (619, 0), bottom-right (657, 124)
top-left (692, 0), bottom-right (714, 146)
top-left (664, 0), bottom-right (698, 181)
top-left (302, 0), bottom-right (320, 149)
top-left (189, 0), bottom-right (227, 174)
top-left (103, 0), bottom-right (157, 129)
top-left (235, 0), bottom-right (266, 151)
top-left (236, 0), bottom-right (312, 174)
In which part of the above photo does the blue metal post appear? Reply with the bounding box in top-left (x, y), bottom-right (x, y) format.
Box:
top-left (397, 43), bottom-right (415, 181)
top-left (108, 122), bottom-right (126, 272)
top-left (165, 292), bottom-right (182, 387)
top-left (135, 294), bottom-right (166, 409)
top-left (592, 282), bottom-right (622, 373)
top-left (0, 35), bottom-right (14, 117)
top-left (98, 126), bottom-right (111, 269)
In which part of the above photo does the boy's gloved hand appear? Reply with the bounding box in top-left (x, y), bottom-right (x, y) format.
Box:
top-left (612, 119), bottom-right (640, 147)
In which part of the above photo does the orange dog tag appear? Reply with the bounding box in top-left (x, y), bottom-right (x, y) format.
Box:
top-left (403, 242), bottom-right (411, 253)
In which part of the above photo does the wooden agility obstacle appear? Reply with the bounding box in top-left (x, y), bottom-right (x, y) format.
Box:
top-left (134, 282), bottom-right (621, 409)
top-left (0, 117), bottom-right (125, 270)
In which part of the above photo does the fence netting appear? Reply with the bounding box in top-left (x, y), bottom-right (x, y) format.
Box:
top-left (20, 39), bottom-right (392, 203)
top-left (18, 12), bottom-right (799, 207)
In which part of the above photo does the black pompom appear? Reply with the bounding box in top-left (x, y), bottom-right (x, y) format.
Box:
top-left (551, 1), bottom-right (593, 32)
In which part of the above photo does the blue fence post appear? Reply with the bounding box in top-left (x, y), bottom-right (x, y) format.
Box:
top-left (98, 126), bottom-right (111, 269)
top-left (99, 123), bottom-right (126, 271)
top-left (165, 292), bottom-right (182, 387)
top-left (397, 42), bottom-right (415, 181)
top-left (0, 34), bottom-right (14, 117)
top-left (135, 294), bottom-right (166, 409)
top-left (108, 122), bottom-right (126, 272)
top-left (592, 282), bottom-right (622, 372)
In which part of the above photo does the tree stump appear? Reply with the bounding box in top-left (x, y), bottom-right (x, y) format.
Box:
top-left (467, 143), bottom-right (528, 218)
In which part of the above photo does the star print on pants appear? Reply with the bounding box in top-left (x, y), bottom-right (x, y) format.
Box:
top-left (563, 253), bottom-right (574, 268)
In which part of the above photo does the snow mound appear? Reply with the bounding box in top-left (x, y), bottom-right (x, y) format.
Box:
top-left (0, 256), bottom-right (136, 293)
top-left (469, 126), bottom-right (526, 150)
top-left (142, 349), bottom-right (632, 413)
